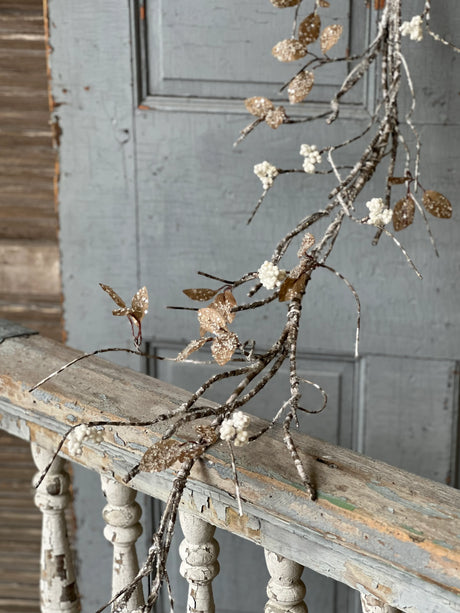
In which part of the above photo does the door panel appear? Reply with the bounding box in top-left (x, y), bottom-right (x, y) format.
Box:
top-left (47, 0), bottom-right (460, 611)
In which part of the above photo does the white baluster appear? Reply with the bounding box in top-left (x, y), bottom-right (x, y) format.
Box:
top-left (264, 549), bottom-right (308, 613)
top-left (31, 442), bottom-right (80, 612)
top-left (360, 593), bottom-right (401, 613)
top-left (101, 475), bottom-right (144, 612)
top-left (179, 511), bottom-right (220, 613)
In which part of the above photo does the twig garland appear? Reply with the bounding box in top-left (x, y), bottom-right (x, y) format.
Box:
top-left (27, 1), bottom-right (458, 610)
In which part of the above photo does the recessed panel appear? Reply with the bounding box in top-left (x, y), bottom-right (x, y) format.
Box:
top-left (144, 0), bottom-right (369, 106)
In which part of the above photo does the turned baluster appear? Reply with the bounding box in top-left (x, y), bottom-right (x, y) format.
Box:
top-left (101, 475), bottom-right (144, 612)
top-left (360, 594), bottom-right (401, 613)
top-left (31, 442), bottom-right (80, 612)
top-left (264, 549), bottom-right (308, 613)
top-left (179, 511), bottom-right (220, 613)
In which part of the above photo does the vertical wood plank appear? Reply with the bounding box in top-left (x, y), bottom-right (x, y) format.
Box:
top-left (31, 442), bottom-right (80, 612)
top-left (179, 511), bottom-right (220, 613)
top-left (264, 550), bottom-right (307, 613)
top-left (101, 475), bottom-right (144, 612)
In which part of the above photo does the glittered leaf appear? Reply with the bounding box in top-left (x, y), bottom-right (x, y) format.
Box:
top-left (176, 337), bottom-right (209, 361)
top-left (197, 307), bottom-right (227, 335)
top-left (130, 286), bottom-right (149, 322)
top-left (279, 274), bottom-right (307, 302)
top-left (212, 290), bottom-right (237, 324)
top-left (138, 440), bottom-right (205, 473)
top-left (319, 0), bottom-right (330, 6)
top-left (287, 70), bottom-right (315, 104)
top-left (393, 197), bottom-right (415, 232)
top-left (265, 106), bottom-right (287, 129)
top-left (99, 283), bottom-right (126, 308)
top-left (195, 425), bottom-right (219, 445)
top-left (211, 331), bottom-right (239, 366)
top-left (112, 307), bottom-right (130, 317)
top-left (320, 24), bottom-right (343, 54)
top-left (270, 0), bottom-right (301, 6)
top-left (183, 288), bottom-right (219, 302)
top-left (272, 38), bottom-right (307, 62)
top-left (422, 190), bottom-right (452, 219)
top-left (244, 97), bottom-right (274, 118)
top-left (388, 176), bottom-right (407, 185)
top-left (298, 13), bottom-right (321, 46)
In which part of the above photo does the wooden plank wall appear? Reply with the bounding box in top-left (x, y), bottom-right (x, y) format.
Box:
top-left (0, 2), bottom-right (62, 611)
top-left (0, 0), bottom-right (61, 341)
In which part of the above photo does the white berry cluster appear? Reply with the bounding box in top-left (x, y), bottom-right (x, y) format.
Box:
top-left (253, 161), bottom-right (278, 189)
top-left (257, 261), bottom-right (287, 290)
top-left (220, 411), bottom-right (250, 447)
top-left (401, 15), bottom-right (423, 42)
top-left (366, 198), bottom-right (393, 227)
top-left (300, 144), bottom-right (322, 174)
top-left (67, 424), bottom-right (104, 456)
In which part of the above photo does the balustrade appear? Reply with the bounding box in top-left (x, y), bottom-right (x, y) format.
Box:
top-left (0, 322), bottom-right (459, 613)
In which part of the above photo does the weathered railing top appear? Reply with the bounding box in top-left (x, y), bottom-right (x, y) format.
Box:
top-left (0, 320), bottom-right (459, 613)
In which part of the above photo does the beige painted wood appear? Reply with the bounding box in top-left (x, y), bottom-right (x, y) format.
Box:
top-left (264, 550), bottom-right (307, 613)
top-left (360, 594), bottom-right (400, 613)
top-left (0, 327), bottom-right (459, 613)
top-left (30, 442), bottom-right (80, 612)
top-left (179, 511), bottom-right (219, 613)
top-left (101, 475), bottom-right (144, 612)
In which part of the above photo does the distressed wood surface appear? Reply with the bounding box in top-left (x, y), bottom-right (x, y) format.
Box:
top-left (101, 475), bottom-right (144, 611)
top-left (31, 442), bottom-right (80, 612)
top-left (264, 550), bottom-right (307, 613)
top-left (179, 511), bottom-right (219, 613)
top-left (0, 327), bottom-right (459, 613)
top-left (0, 0), bottom-right (61, 342)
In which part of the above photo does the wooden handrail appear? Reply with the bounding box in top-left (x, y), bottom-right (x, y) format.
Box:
top-left (0, 320), bottom-right (459, 612)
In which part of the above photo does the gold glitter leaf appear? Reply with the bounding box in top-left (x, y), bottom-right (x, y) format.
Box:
top-left (270, 0), bottom-right (301, 7)
top-left (212, 290), bottom-right (237, 324)
top-left (244, 97), bottom-right (274, 118)
top-left (393, 197), bottom-right (415, 232)
top-left (388, 176), bottom-right (407, 185)
top-left (130, 286), bottom-right (149, 322)
top-left (112, 307), bottom-right (130, 317)
top-left (100, 283), bottom-right (148, 323)
top-left (279, 274), bottom-right (307, 302)
top-left (287, 70), bottom-right (315, 104)
top-left (176, 337), bottom-right (209, 361)
top-left (197, 307), bottom-right (227, 336)
top-left (183, 288), bottom-right (219, 302)
top-left (320, 24), bottom-right (343, 54)
top-left (298, 13), bottom-right (321, 46)
top-left (139, 440), bottom-right (205, 473)
top-left (211, 331), bottom-right (239, 366)
top-left (422, 190), bottom-right (452, 219)
top-left (272, 38), bottom-right (307, 62)
top-left (99, 283), bottom-right (126, 308)
top-left (319, 0), bottom-right (330, 6)
top-left (265, 106), bottom-right (287, 129)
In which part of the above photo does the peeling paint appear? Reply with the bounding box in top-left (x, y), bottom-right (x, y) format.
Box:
top-left (318, 491), bottom-right (357, 512)
top-left (368, 482), bottom-right (451, 519)
top-left (114, 432), bottom-right (126, 446)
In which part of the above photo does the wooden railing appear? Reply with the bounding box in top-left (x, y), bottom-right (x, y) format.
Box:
top-left (0, 320), bottom-right (459, 613)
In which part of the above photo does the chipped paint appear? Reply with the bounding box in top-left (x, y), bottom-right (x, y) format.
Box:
top-left (368, 482), bottom-right (451, 519)
top-left (318, 491), bottom-right (357, 512)
top-left (400, 525), bottom-right (424, 537)
top-left (114, 432), bottom-right (126, 446)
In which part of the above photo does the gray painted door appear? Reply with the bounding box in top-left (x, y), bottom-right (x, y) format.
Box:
top-left (47, 0), bottom-right (460, 611)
